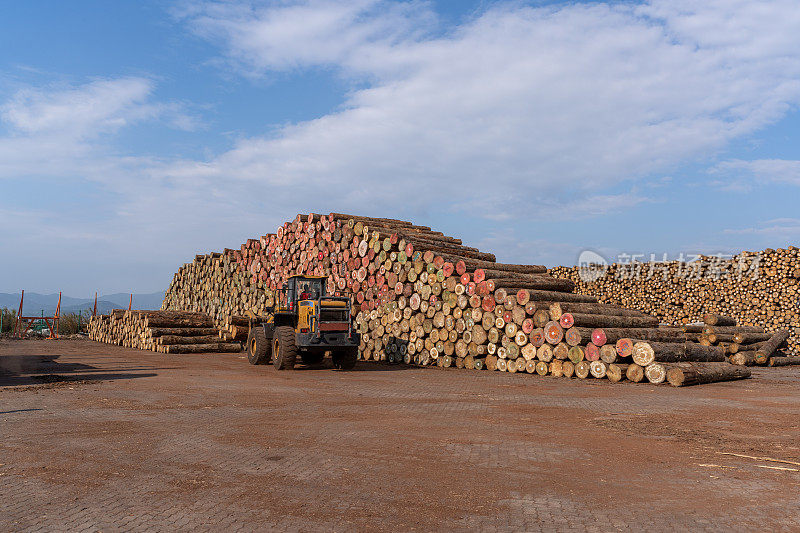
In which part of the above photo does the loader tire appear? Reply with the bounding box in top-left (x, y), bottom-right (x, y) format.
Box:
top-left (247, 327), bottom-right (270, 365)
top-left (272, 326), bottom-right (297, 370)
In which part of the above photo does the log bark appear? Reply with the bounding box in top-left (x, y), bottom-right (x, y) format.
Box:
top-left (548, 302), bottom-right (650, 319)
top-left (148, 327), bottom-right (220, 337)
top-left (729, 351), bottom-right (758, 366)
top-left (564, 313), bottom-right (660, 329)
top-left (157, 335), bottom-right (225, 345)
top-left (666, 362), bottom-right (751, 387)
top-left (733, 332), bottom-right (773, 344)
top-left (517, 290), bottom-right (597, 303)
top-left (145, 316), bottom-right (214, 328)
top-left (755, 330), bottom-right (790, 362)
top-left (163, 343), bottom-right (242, 354)
top-left (628, 341), bottom-right (727, 363)
top-left (703, 314), bottom-right (737, 326)
top-left (703, 325), bottom-right (764, 335)
top-left (572, 327), bottom-right (685, 344)
top-left (492, 277), bottom-right (575, 293)
top-left (768, 356), bottom-right (800, 367)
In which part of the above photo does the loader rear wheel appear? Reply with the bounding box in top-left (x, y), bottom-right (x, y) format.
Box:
top-left (272, 326), bottom-right (297, 370)
top-left (332, 347), bottom-right (358, 370)
top-left (247, 327), bottom-right (270, 365)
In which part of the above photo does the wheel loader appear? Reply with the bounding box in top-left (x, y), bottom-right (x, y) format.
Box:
top-left (246, 275), bottom-right (360, 370)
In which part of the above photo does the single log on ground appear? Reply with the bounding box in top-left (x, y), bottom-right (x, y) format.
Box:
top-left (145, 316), bottom-right (214, 328)
top-left (589, 361), bottom-right (607, 379)
top-left (705, 333), bottom-right (738, 344)
top-left (733, 332), bottom-right (774, 344)
top-left (548, 302), bottom-right (651, 319)
top-left (148, 327), bottom-right (220, 337)
top-left (626, 363), bottom-right (645, 383)
top-left (729, 351), bottom-right (758, 366)
top-left (573, 327), bottom-right (685, 344)
top-left (703, 314), bottom-right (737, 326)
top-left (682, 324), bottom-right (706, 333)
top-left (516, 290), bottom-right (597, 303)
top-left (163, 343), bottom-right (242, 354)
top-left (645, 363), bottom-right (667, 384)
top-left (157, 335), bottom-right (225, 345)
top-left (575, 361), bottom-right (591, 379)
top-left (666, 362), bottom-right (751, 387)
top-left (438, 256), bottom-right (546, 275)
top-left (492, 277), bottom-right (575, 292)
top-left (632, 342), bottom-right (655, 366)
top-left (703, 325), bottom-right (764, 335)
top-left (768, 356), bottom-right (800, 367)
top-left (755, 330), bottom-right (790, 362)
top-left (607, 364), bottom-right (629, 383)
top-left (227, 315), bottom-right (250, 327)
top-left (599, 344), bottom-right (617, 364)
top-left (565, 313), bottom-right (660, 329)
top-left (627, 341), bottom-right (727, 363)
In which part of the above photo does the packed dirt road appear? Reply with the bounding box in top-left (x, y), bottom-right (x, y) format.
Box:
top-left (2, 339), bottom-right (800, 531)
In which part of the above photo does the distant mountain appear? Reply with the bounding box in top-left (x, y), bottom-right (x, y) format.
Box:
top-left (0, 291), bottom-right (166, 316)
top-left (99, 292), bottom-right (166, 311)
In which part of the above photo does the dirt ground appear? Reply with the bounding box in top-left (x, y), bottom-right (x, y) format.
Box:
top-left (2, 339), bottom-right (800, 532)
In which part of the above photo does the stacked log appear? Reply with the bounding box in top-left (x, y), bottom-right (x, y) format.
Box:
top-left (150, 212), bottom-right (764, 386)
top-left (550, 248), bottom-right (800, 356)
top-left (88, 310), bottom-right (240, 354)
top-left (681, 315), bottom-right (793, 367)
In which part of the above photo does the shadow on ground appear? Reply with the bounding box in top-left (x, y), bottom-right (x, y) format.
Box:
top-left (0, 354), bottom-right (161, 387)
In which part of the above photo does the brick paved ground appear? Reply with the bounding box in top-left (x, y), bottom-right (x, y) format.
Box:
top-left (2, 338), bottom-right (800, 532)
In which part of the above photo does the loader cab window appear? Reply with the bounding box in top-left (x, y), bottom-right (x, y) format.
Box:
top-left (296, 279), bottom-right (323, 301)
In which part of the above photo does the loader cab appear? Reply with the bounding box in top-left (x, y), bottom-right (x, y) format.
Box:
top-left (294, 277), bottom-right (324, 302)
top-left (282, 276), bottom-right (325, 309)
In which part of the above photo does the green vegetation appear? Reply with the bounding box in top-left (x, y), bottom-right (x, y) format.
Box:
top-left (0, 308), bottom-right (90, 336)
top-left (58, 311), bottom-right (92, 335)
top-left (0, 307), bottom-right (16, 333)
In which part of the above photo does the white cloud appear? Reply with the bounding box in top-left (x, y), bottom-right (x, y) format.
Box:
top-left (181, 0), bottom-right (435, 74)
top-left (711, 159), bottom-right (800, 190)
top-left (1, 78), bottom-right (155, 138)
top-left (724, 218), bottom-right (800, 236)
top-left (170, 0), bottom-right (800, 220)
top-left (0, 77), bottom-right (200, 179)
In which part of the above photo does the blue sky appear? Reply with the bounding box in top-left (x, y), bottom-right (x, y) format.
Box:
top-left (1, 0), bottom-right (799, 296)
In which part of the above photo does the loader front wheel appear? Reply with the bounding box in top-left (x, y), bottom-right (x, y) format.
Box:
top-left (247, 327), bottom-right (270, 365)
top-left (272, 326), bottom-right (297, 370)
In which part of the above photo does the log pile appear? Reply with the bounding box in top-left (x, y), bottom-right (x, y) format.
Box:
top-left (549, 249), bottom-right (800, 356)
top-left (152, 212), bottom-right (782, 386)
top-left (682, 314), bottom-right (796, 367)
top-left (88, 310), bottom-right (241, 354)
